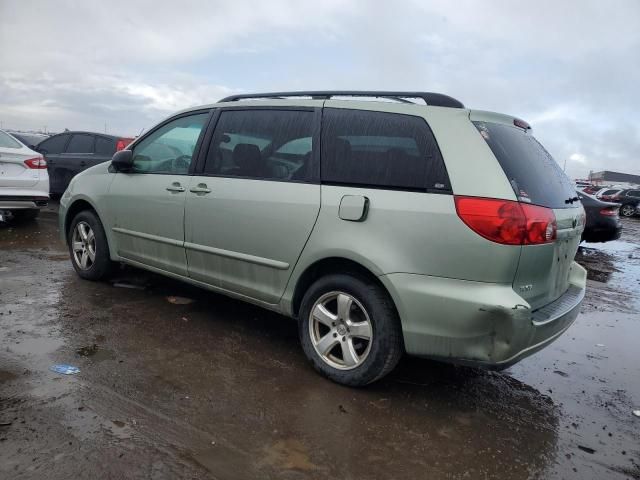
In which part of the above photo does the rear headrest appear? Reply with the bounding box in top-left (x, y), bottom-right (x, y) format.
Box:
top-left (333, 137), bottom-right (352, 161)
top-left (232, 143), bottom-right (262, 174)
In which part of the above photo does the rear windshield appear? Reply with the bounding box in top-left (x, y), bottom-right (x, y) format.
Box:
top-left (0, 130), bottom-right (22, 149)
top-left (474, 121), bottom-right (576, 209)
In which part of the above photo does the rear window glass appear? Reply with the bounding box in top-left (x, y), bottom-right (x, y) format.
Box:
top-left (321, 109), bottom-right (450, 191)
top-left (0, 131), bottom-right (22, 148)
top-left (474, 122), bottom-right (576, 209)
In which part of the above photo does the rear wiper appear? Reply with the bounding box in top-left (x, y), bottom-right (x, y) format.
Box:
top-left (565, 196), bottom-right (579, 204)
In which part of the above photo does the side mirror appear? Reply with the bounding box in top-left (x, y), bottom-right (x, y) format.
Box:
top-left (111, 149), bottom-right (133, 172)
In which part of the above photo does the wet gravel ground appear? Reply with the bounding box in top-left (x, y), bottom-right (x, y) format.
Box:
top-left (1, 205), bottom-right (639, 480)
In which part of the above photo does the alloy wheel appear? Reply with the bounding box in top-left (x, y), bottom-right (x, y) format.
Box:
top-left (620, 205), bottom-right (635, 217)
top-left (308, 291), bottom-right (373, 370)
top-left (71, 221), bottom-right (96, 270)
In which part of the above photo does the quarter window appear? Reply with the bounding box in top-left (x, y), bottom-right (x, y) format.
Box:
top-left (321, 109), bottom-right (450, 191)
top-left (132, 113), bottom-right (209, 174)
top-left (66, 134), bottom-right (95, 154)
top-left (204, 110), bottom-right (315, 181)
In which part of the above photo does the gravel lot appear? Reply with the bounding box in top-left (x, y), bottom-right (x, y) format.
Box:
top-left (1, 205), bottom-right (638, 479)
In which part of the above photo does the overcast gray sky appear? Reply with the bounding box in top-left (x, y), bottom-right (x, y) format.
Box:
top-left (1, 0), bottom-right (638, 179)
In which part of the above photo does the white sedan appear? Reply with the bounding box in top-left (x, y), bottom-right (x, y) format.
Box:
top-left (0, 129), bottom-right (49, 222)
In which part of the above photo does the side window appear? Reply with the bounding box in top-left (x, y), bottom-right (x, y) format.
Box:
top-left (95, 136), bottom-right (115, 155)
top-left (321, 109), bottom-right (450, 191)
top-left (132, 113), bottom-right (209, 174)
top-left (203, 110), bottom-right (315, 181)
top-left (66, 134), bottom-right (95, 154)
top-left (629, 191), bottom-right (640, 198)
top-left (39, 134), bottom-right (70, 155)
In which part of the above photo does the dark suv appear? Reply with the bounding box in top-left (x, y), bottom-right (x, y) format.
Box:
top-left (37, 131), bottom-right (133, 195)
top-left (610, 189), bottom-right (640, 217)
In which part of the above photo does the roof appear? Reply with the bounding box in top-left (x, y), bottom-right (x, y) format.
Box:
top-left (591, 170), bottom-right (640, 183)
top-left (217, 91), bottom-right (465, 108)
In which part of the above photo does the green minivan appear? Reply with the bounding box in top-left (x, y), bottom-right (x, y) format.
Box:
top-left (59, 91), bottom-right (586, 386)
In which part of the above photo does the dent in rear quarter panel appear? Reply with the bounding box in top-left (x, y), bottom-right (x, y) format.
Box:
top-left (59, 163), bottom-right (117, 258)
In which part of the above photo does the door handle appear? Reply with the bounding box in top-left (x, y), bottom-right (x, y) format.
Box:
top-left (166, 182), bottom-right (185, 193)
top-left (189, 183), bottom-right (211, 194)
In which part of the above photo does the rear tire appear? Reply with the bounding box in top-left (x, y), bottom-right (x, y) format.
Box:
top-left (298, 273), bottom-right (403, 387)
top-left (620, 204), bottom-right (636, 217)
top-left (68, 210), bottom-right (114, 281)
top-left (10, 209), bottom-right (39, 222)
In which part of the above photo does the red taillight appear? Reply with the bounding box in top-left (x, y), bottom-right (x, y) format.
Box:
top-left (116, 138), bottom-right (132, 151)
top-left (24, 156), bottom-right (47, 169)
top-left (454, 196), bottom-right (557, 245)
top-left (600, 207), bottom-right (619, 217)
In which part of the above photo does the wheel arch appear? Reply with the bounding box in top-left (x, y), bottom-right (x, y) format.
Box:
top-left (64, 198), bottom-right (99, 242)
top-left (290, 256), bottom-right (398, 319)
top-left (63, 197), bottom-right (117, 262)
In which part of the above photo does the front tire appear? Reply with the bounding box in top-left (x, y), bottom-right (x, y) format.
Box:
top-left (68, 210), bottom-right (114, 280)
top-left (620, 204), bottom-right (636, 217)
top-left (299, 274), bottom-right (403, 386)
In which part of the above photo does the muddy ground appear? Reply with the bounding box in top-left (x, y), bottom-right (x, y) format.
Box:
top-left (1, 205), bottom-right (639, 480)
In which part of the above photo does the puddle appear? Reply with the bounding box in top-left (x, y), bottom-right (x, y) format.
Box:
top-left (509, 310), bottom-right (640, 477)
top-left (75, 344), bottom-right (115, 362)
top-left (0, 369), bottom-right (18, 384)
top-left (262, 439), bottom-right (320, 472)
top-left (8, 336), bottom-right (64, 357)
top-left (47, 254), bottom-right (70, 261)
top-left (76, 344), bottom-right (99, 357)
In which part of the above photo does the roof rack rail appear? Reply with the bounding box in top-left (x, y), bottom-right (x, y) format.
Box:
top-left (218, 91), bottom-right (464, 108)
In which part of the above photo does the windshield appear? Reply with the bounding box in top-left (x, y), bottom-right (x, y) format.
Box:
top-left (474, 122), bottom-right (577, 209)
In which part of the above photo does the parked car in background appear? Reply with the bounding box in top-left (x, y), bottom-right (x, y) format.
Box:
top-left (37, 131), bottom-right (133, 195)
top-left (577, 191), bottom-right (622, 243)
top-left (596, 187), bottom-right (624, 202)
top-left (0, 129), bottom-right (48, 221)
top-left (59, 91), bottom-right (587, 386)
top-left (582, 185), bottom-right (605, 195)
top-left (7, 132), bottom-right (49, 151)
top-left (607, 189), bottom-right (640, 217)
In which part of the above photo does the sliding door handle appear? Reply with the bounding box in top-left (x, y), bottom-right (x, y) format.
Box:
top-left (166, 182), bottom-right (185, 193)
top-left (189, 183), bottom-right (211, 194)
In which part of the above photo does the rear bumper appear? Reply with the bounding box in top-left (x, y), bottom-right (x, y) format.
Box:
top-left (379, 262), bottom-right (587, 368)
top-left (0, 195), bottom-right (49, 210)
top-left (582, 224), bottom-right (622, 243)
